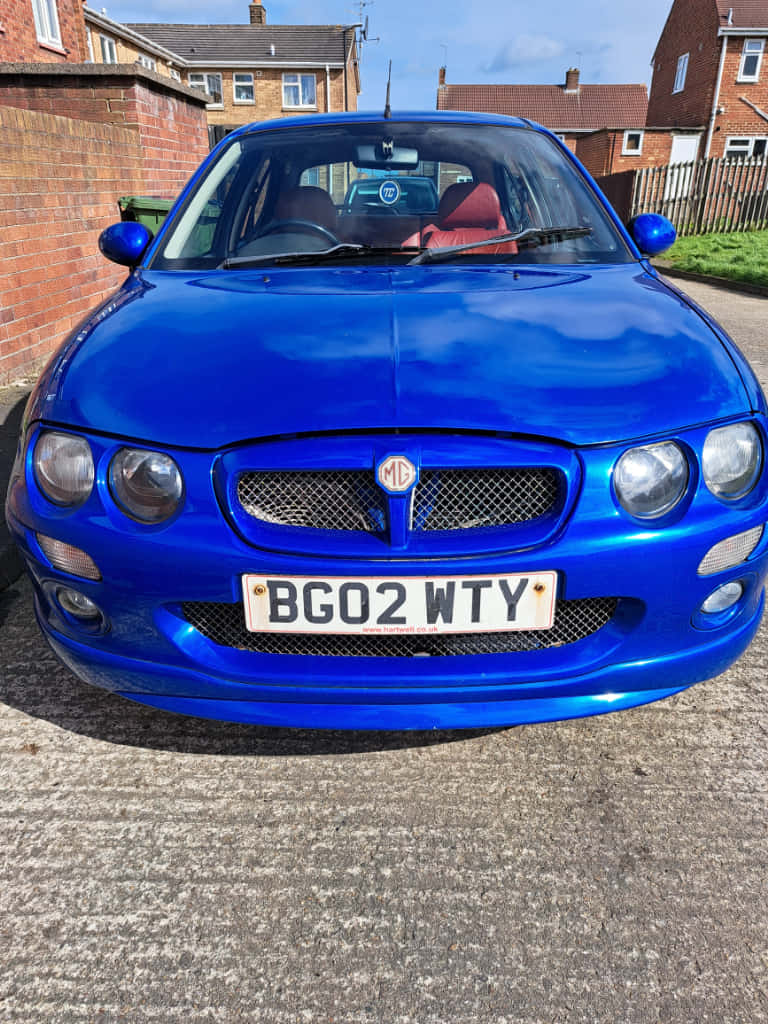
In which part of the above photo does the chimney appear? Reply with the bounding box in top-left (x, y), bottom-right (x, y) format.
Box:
top-left (564, 67), bottom-right (580, 93)
top-left (249, 0), bottom-right (266, 25)
top-left (439, 66), bottom-right (446, 87)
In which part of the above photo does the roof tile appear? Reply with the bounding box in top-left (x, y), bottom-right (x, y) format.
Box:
top-left (125, 23), bottom-right (350, 63)
top-left (437, 83), bottom-right (649, 131)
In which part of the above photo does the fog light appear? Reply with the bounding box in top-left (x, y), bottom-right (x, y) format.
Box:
top-left (700, 581), bottom-right (744, 615)
top-left (56, 587), bottom-right (102, 621)
top-left (37, 534), bottom-right (101, 580)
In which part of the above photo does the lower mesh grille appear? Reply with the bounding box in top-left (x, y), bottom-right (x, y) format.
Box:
top-left (182, 597), bottom-right (618, 657)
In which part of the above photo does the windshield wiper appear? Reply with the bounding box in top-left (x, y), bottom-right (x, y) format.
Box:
top-left (221, 244), bottom-right (418, 269)
top-left (407, 226), bottom-right (593, 265)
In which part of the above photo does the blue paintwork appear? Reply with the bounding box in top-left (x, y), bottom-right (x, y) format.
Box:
top-left (24, 265), bottom-right (755, 449)
top-left (7, 110), bottom-right (768, 730)
top-left (98, 222), bottom-right (152, 267)
top-left (629, 213), bottom-right (677, 256)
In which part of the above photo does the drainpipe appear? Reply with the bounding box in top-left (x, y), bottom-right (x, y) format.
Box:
top-left (326, 63), bottom-right (331, 112)
top-left (705, 35), bottom-right (728, 157)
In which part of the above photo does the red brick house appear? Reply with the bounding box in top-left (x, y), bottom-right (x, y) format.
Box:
top-left (648, 0), bottom-right (768, 159)
top-left (0, 0), bottom-right (88, 62)
top-left (437, 67), bottom-right (648, 155)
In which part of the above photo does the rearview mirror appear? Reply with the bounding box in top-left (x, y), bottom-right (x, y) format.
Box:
top-left (628, 213), bottom-right (677, 257)
top-left (98, 222), bottom-right (152, 267)
top-left (354, 141), bottom-right (419, 170)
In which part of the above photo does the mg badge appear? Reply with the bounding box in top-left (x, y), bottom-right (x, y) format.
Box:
top-left (377, 455), bottom-right (417, 493)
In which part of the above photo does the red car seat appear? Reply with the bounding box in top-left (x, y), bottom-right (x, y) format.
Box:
top-left (402, 182), bottom-right (517, 254)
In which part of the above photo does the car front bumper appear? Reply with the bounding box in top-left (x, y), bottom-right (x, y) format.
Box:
top-left (8, 421), bottom-right (768, 729)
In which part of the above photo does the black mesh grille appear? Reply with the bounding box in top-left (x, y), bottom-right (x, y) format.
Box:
top-left (412, 468), bottom-right (560, 531)
top-left (181, 597), bottom-right (617, 657)
top-left (237, 467), bottom-right (561, 534)
top-left (238, 471), bottom-right (387, 533)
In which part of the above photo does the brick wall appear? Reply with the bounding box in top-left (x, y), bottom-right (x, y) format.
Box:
top-left (0, 103), bottom-right (143, 382)
top-left (0, 65), bottom-right (208, 384)
top-left (0, 0), bottom-right (87, 62)
top-left (646, 0), bottom-right (719, 127)
top-left (708, 34), bottom-right (768, 157)
top-left (576, 129), bottom-right (678, 177)
top-left (193, 65), bottom-right (354, 130)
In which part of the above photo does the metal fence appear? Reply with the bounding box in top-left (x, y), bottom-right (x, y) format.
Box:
top-left (628, 156), bottom-right (768, 236)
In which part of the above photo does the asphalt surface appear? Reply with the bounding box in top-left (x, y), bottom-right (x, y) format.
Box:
top-left (1, 278), bottom-right (767, 1023)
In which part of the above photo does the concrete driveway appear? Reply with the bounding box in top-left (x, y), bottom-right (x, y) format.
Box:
top-left (1, 279), bottom-right (767, 1023)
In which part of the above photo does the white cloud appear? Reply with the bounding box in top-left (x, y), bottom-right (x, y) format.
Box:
top-left (486, 35), bottom-right (566, 72)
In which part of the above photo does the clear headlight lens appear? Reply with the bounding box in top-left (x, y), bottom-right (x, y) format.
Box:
top-left (614, 441), bottom-right (688, 519)
top-left (702, 422), bottom-right (762, 499)
top-left (109, 448), bottom-right (184, 523)
top-left (33, 431), bottom-right (94, 507)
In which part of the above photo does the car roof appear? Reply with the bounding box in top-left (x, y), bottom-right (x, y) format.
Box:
top-left (234, 110), bottom-right (536, 139)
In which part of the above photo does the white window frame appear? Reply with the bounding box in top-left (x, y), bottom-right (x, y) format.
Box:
top-left (85, 26), bottom-right (94, 62)
top-left (31, 0), bottom-right (62, 47)
top-left (169, 68), bottom-right (181, 82)
top-left (137, 54), bottom-right (157, 71)
top-left (282, 73), bottom-right (317, 109)
top-left (738, 38), bottom-right (765, 82)
top-left (189, 73), bottom-right (224, 108)
top-left (724, 136), bottom-right (768, 158)
top-left (622, 130), bottom-right (644, 156)
top-left (233, 73), bottom-right (255, 104)
top-left (99, 34), bottom-right (117, 64)
top-left (673, 53), bottom-right (689, 94)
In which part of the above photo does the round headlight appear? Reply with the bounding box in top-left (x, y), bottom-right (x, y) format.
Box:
top-left (702, 422), bottom-right (761, 499)
top-left (614, 441), bottom-right (688, 519)
top-left (33, 431), bottom-right (94, 507)
top-left (109, 448), bottom-right (184, 523)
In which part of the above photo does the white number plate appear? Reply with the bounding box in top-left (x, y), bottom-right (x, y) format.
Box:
top-left (241, 572), bottom-right (557, 635)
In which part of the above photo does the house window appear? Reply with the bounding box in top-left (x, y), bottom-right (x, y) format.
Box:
top-left (673, 53), bottom-right (689, 93)
top-left (100, 35), bottom-right (117, 64)
top-left (234, 73), bottom-right (255, 103)
top-left (137, 54), bottom-right (157, 71)
top-left (169, 68), bottom-right (181, 82)
top-left (622, 130), bottom-right (644, 155)
top-left (738, 39), bottom-right (764, 82)
top-left (725, 136), bottom-right (768, 158)
top-left (85, 26), bottom-right (94, 61)
top-left (31, 0), bottom-right (61, 47)
top-left (282, 73), bottom-right (317, 108)
top-left (189, 73), bottom-right (223, 106)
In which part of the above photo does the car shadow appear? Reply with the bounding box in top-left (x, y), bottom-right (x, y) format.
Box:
top-left (0, 583), bottom-right (502, 757)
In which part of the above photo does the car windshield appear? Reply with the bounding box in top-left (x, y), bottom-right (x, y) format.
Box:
top-left (151, 120), bottom-right (633, 270)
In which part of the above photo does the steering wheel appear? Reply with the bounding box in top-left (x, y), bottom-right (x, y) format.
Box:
top-left (258, 219), bottom-right (339, 245)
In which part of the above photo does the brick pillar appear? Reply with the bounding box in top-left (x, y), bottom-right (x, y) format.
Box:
top-left (564, 67), bottom-right (580, 93)
top-left (249, 1), bottom-right (267, 25)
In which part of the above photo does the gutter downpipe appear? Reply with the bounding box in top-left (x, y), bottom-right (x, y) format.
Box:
top-left (326, 63), bottom-right (331, 112)
top-left (705, 34), bottom-right (728, 157)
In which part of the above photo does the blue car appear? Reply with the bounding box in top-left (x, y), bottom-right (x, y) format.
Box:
top-left (6, 112), bottom-right (767, 730)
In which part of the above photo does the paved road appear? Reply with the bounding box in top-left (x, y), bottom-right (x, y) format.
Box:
top-left (1, 280), bottom-right (767, 1023)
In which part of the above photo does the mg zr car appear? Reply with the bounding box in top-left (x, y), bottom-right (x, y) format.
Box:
top-left (6, 112), bottom-right (768, 729)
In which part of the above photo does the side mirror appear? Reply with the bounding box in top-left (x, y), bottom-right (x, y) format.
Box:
top-left (98, 222), bottom-right (152, 267)
top-left (628, 213), bottom-right (677, 257)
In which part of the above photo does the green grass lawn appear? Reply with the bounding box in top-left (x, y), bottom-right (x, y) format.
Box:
top-left (663, 231), bottom-right (768, 287)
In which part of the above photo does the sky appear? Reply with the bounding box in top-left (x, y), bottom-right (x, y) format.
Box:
top-left (102, 0), bottom-right (675, 110)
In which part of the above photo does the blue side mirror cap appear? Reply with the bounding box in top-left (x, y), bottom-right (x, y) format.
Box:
top-left (628, 213), bottom-right (677, 257)
top-left (99, 222), bottom-right (152, 267)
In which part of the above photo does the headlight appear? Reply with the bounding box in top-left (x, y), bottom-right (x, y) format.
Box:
top-left (109, 448), bottom-right (184, 523)
top-left (614, 441), bottom-right (688, 519)
top-left (33, 431), bottom-right (94, 507)
top-left (702, 422), bottom-right (762, 499)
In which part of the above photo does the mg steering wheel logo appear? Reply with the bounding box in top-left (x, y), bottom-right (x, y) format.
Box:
top-left (377, 455), bottom-right (418, 493)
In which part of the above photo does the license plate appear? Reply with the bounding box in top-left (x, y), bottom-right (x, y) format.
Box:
top-left (241, 572), bottom-right (557, 635)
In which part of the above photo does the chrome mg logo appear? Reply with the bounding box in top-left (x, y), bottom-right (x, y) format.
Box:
top-left (376, 455), bottom-right (417, 493)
